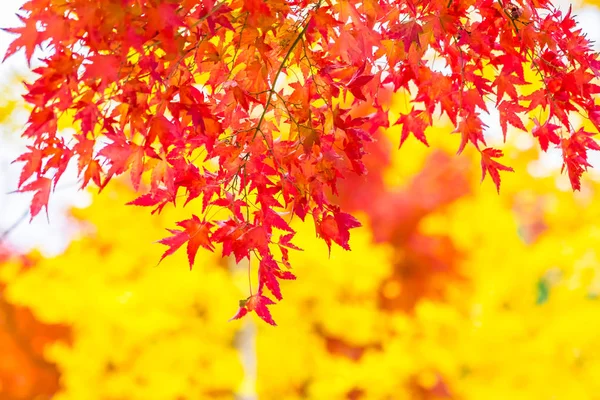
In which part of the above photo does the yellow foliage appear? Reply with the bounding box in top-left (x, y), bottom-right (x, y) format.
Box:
top-left (3, 97), bottom-right (600, 399)
top-left (4, 2), bottom-right (600, 394)
top-left (1, 185), bottom-right (244, 400)
top-left (251, 150), bottom-right (600, 399)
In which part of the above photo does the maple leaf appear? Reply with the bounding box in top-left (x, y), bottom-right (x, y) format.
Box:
top-left (159, 216), bottom-right (215, 268)
top-left (532, 118), bottom-right (561, 151)
top-left (230, 294), bottom-right (277, 326)
top-left (13, 146), bottom-right (42, 187)
top-left (263, 208), bottom-right (294, 233)
top-left (392, 19), bottom-right (424, 53)
top-left (455, 112), bottom-right (487, 154)
top-left (229, 305), bottom-right (248, 321)
top-left (258, 255), bottom-right (283, 300)
top-left (560, 128), bottom-right (600, 190)
top-left (523, 89), bottom-right (548, 111)
top-left (82, 159), bottom-right (102, 188)
top-left (126, 189), bottom-right (174, 214)
top-left (561, 152), bottom-right (586, 191)
top-left (494, 73), bottom-right (526, 104)
top-left (498, 101), bottom-right (527, 141)
top-left (277, 232), bottom-right (302, 268)
top-left (2, 15), bottom-right (42, 65)
top-left (480, 148), bottom-right (514, 193)
top-left (346, 64), bottom-right (374, 101)
top-left (316, 210), bottom-right (361, 254)
top-left (396, 108), bottom-right (430, 148)
top-left (212, 222), bottom-right (270, 263)
top-left (211, 192), bottom-right (247, 221)
top-left (570, 128), bottom-right (600, 153)
top-left (83, 54), bottom-right (122, 90)
top-left (234, 226), bottom-right (270, 262)
top-left (19, 177), bottom-right (52, 221)
top-left (588, 106), bottom-right (600, 132)
top-left (147, 115), bottom-right (177, 150)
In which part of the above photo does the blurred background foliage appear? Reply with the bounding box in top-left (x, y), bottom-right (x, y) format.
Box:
top-left (1, 111), bottom-right (600, 399)
top-left (2, 2), bottom-right (600, 399)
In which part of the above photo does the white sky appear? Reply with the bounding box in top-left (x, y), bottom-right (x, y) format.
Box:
top-left (0, 0), bottom-right (90, 256)
top-left (0, 0), bottom-right (26, 73)
top-left (0, 0), bottom-right (599, 254)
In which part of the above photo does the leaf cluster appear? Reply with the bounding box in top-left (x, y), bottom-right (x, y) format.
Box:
top-left (4, 0), bottom-right (600, 322)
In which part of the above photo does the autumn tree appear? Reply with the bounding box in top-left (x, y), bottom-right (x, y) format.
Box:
top-left (3, 0), bottom-right (600, 323)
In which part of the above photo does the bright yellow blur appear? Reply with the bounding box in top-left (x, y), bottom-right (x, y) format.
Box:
top-left (1, 121), bottom-right (600, 399)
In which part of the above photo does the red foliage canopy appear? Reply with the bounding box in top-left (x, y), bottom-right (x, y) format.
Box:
top-left (3, 0), bottom-right (600, 323)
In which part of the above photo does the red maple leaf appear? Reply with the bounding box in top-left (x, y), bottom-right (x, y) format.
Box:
top-left (455, 112), bottom-right (487, 154)
top-left (532, 118), bottom-right (561, 151)
top-left (13, 146), bottom-right (42, 187)
top-left (315, 210), bottom-right (361, 254)
top-left (561, 128), bottom-right (600, 190)
top-left (127, 189), bottom-right (174, 214)
top-left (19, 177), bottom-right (52, 221)
top-left (480, 148), bottom-right (514, 193)
top-left (347, 64), bottom-right (374, 101)
top-left (396, 108), bottom-right (429, 148)
top-left (211, 192), bottom-right (247, 221)
top-left (2, 15), bottom-right (42, 65)
top-left (498, 101), bottom-right (527, 141)
top-left (494, 73), bottom-right (526, 104)
top-left (258, 255), bottom-right (283, 300)
top-left (159, 215), bottom-right (215, 268)
top-left (82, 159), bottom-right (103, 188)
top-left (230, 294), bottom-right (277, 326)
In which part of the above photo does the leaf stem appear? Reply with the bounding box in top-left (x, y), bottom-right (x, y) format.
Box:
top-left (252, 0), bottom-right (322, 141)
top-left (0, 210), bottom-right (29, 244)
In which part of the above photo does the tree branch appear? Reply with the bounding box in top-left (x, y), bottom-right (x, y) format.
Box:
top-left (0, 210), bottom-right (29, 244)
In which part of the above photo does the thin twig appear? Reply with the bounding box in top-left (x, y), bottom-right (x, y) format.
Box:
top-left (0, 210), bottom-right (30, 244)
top-left (252, 0), bottom-right (323, 141)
